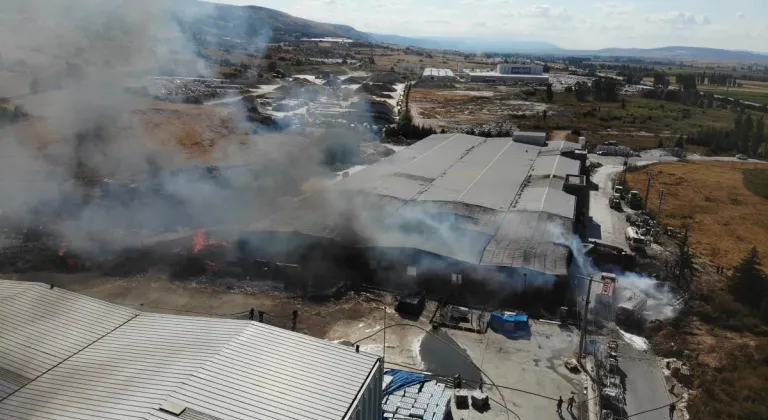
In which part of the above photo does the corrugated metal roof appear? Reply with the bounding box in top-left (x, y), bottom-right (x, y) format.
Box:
top-left (514, 177), bottom-right (576, 219)
top-left (0, 279), bottom-right (40, 301)
top-left (243, 134), bottom-right (581, 272)
top-left (418, 139), bottom-right (538, 211)
top-left (149, 323), bottom-right (379, 420)
top-left (422, 68), bottom-right (455, 77)
top-left (0, 283), bottom-right (138, 401)
top-left (0, 282), bottom-right (381, 420)
top-left (481, 211), bottom-right (573, 275)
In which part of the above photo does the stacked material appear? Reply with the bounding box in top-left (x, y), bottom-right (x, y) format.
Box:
top-left (382, 373), bottom-right (451, 419)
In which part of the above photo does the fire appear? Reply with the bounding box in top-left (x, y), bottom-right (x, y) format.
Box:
top-left (192, 229), bottom-right (229, 253)
top-left (58, 242), bottom-right (67, 257)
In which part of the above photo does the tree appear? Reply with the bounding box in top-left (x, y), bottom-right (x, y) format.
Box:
top-left (653, 71), bottom-right (667, 87)
top-left (742, 114), bottom-right (754, 154)
top-left (574, 81), bottom-right (591, 102)
top-left (621, 97), bottom-right (626, 109)
top-left (674, 135), bottom-right (684, 149)
top-left (750, 116), bottom-right (765, 156)
top-left (657, 138), bottom-right (665, 149)
top-left (729, 246), bottom-right (768, 311)
top-left (671, 226), bottom-right (696, 289)
top-left (546, 83), bottom-right (554, 102)
top-left (266, 61), bottom-right (278, 72)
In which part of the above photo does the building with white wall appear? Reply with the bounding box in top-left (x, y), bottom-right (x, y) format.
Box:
top-left (496, 64), bottom-right (544, 75)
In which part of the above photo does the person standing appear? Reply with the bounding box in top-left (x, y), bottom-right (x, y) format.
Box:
top-left (567, 395), bottom-right (576, 412)
top-left (556, 396), bottom-right (563, 414)
top-left (669, 403), bottom-right (676, 419)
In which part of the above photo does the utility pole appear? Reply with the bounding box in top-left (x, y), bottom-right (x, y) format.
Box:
top-left (577, 275), bottom-right (606, 361)
top-left (644, 172), bottom-right (654, 211)
top-left (657, 189), bottom-right (665, 221)
top-left (383, 306), bottom-right (387, 365)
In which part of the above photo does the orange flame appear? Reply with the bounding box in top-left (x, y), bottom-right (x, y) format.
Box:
top-left (58, 242), bottom-right (67, 257)
top-left (192, 229), bottom-right (229, 253)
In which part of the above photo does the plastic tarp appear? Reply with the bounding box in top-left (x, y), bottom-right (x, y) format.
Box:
top-left (383, 369), bottom-right (430, 396)
top-left (488, 312), bottom-right (529, 333)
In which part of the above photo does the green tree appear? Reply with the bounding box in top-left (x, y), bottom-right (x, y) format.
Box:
top-left (734, 112), bottom-right (744, 151)
top-left (574, 81), bottom-right (591, 102)
top-left (545, 83), bottom-right (554, 102)
top-left (743, 114), bottom-right (754, 154)
top-left (729, 246), bottom-right (768, 311)
top-left (266, 61), bottom-right (278, 72)
top-left (751, 116), bottom-right (765, 156)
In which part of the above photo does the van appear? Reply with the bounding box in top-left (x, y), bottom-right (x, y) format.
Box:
top-left (625, 227), bottom-right (647, 250)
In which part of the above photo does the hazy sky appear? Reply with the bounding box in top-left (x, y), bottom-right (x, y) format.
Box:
top-left (206, 0), bottom-right (768, 51)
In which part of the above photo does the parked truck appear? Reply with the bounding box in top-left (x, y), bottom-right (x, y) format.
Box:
top-left (615, 292), bottom-right (648, 325)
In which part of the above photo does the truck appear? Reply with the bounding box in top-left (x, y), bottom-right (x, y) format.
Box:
top-left (613, 185), bottom-right (625, 199)
top-left (615, 292), bottom-right (648, 325)
top-left (593, 273), bottom-right (617, 319)
top-left (609, 194), bottom-right (623, 210)
top-left (627, 190), bottom-right (642, 210)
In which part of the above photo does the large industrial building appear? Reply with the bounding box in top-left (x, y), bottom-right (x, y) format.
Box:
top-left (462, 64), bottom-right (549, 83)
top-left (242, 133), bottom-right (589, 307)
top-left (496, 64), bottom-right (544, 75)
top-left (0, 280), bottom-right (383, 420)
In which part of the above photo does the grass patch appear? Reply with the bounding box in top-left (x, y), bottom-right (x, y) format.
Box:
top-left (698, 86), bottom-right (768, 105)
top-left (535, 92), bottom-right (736, 149)
top-left (743, 168), bottom-right (768, 199)
top-left (625, 161), bottom-right (768, 267)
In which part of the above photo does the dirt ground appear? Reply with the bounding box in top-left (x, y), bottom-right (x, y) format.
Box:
top-left (409, 85), bottom-right (555, 130)
top-left (8, 271), bottom-right (383, 339)
top-left (625, 160), bottom-right (768, 268)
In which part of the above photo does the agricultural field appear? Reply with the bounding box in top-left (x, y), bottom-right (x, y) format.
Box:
top-left (625, 161), bottom-right (768, 267)
top-left (698, 81), bottom-right (768, 105)
top-left (526, 92), bottom-right (737, 150)
top-left (408, 85), bottom-right (552, 130)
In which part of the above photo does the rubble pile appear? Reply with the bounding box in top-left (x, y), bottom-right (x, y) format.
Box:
top-left (459, 121), bottom-right (519, 137)
top-left (147, 78), bottom-right (244, 104)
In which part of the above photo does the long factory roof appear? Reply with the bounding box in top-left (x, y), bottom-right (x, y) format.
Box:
top-left (252, 134), bottom-right (583, 275)
top-left (0, 280), bottom-right (380, 420)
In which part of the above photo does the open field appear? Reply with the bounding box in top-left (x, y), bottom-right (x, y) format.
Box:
top-left (409, 85), bottom-right (553, 130)
top-left (698, 85), bottom-right (768, 105)
top-left (625, 161), bottom-right (768, 267)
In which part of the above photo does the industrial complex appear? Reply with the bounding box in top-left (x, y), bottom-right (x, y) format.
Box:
top-left (420, 64), bottom-right (550, 84)
top-left (242, 132), bottom-right (588, 308)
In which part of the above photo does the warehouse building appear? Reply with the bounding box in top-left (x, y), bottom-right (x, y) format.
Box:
top-left (496, 64), bottom-right (544, 75)
top-left (242, 133), bottom-right (588, 307)
top-left (420, 68), bottom-right (457, 81)
top-left (0, 280), bottom-right (383, 420)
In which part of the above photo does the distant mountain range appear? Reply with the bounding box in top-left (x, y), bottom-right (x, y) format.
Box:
top-left (182, 1), bottom-right (768, 64)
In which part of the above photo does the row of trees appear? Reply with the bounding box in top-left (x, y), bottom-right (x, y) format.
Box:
top-left (729, 247), bottom-right (768, 322)
top-left (686, 113), bottom-right (766, 155)
top-left (569, 77), bottom-right (621, 102)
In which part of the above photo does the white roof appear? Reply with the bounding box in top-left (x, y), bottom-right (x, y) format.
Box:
top-left (0, 280), bottom-right (380, 420)
top-left (422, 68), bottom-right (454, 77)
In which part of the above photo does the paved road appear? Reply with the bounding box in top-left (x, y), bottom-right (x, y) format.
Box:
top-left (587, 164), bottom-right (630, 250)
top-left (619, 343), bottom-right (672, 420)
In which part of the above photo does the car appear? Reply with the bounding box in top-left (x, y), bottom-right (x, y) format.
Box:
top-left (736, 154), bottom-right (748, 160)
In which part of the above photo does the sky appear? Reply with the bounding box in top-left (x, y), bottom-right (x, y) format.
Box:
top-left (205, 0), bottom-right (768, 51)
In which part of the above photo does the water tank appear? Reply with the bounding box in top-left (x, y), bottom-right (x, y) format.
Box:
top-left (579, 137), bottom-right (586, 148)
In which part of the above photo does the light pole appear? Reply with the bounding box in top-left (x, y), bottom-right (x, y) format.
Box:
top-left (576, 275), bottom-right (607, 361)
